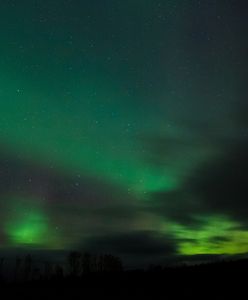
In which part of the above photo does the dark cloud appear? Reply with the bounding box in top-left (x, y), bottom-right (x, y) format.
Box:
top-left (147, 137), bottom-right (248, 229)
top-left (188, 139), bottom-right (248, 222)
top-left (146, 190), bottom-right (203, 227)
top-left (0, 145), bottom-right (130, 209)
top-left (208, 236), bottom-right (232, 244)
top-left (141, 133), bottom-right (210, 169)
top-left (0, 146), bottom-right (139, 247)
top-left (79, 231), bottom-right (177, 266)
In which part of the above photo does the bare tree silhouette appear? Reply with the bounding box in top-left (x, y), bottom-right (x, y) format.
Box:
top-left (102, 254), bottom-right (123, 272)
top-left (44, 261), bottom-right (53, 280)
top-left (24, 254), bottom-right (33, 281)
top-left (54, 264), bottom-right (64, 279)
top-left (0, 258), bottom-right (4, 282)
top-left (67, 251), bottom-right (82, 277)
top-left (66, 251), bottom-right (123, 276)
top-left (14, 256), bottom-right (22, 282)
top-left (82, 252), bottom-right (91, 274)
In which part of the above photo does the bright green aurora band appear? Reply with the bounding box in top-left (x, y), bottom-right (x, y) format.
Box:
top-left (0, 1), bottom-right (247, 264)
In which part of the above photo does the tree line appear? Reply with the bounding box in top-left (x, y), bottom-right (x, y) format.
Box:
top-left (0, 251), bottom-right (123, 282)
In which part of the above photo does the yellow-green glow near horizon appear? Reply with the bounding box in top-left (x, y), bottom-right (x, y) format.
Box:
top-left (167, 217), bottom-right (248, 255)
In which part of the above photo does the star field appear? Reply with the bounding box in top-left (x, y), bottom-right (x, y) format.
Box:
top-left (0, 0), bottom-right (247, 266)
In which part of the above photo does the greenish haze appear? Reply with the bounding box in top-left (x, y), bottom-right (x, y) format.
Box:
top-left (0, 1), bottom-right (246, 262)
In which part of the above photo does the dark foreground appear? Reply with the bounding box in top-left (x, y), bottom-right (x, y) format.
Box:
top-left (0, 259), bottom-right (247, 298)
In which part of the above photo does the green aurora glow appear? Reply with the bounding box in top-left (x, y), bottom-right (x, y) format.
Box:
top-left (0, 1), bottom-right (247, 263)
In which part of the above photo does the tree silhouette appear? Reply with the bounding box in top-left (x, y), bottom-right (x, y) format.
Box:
top-left (97, 255), bottom-right (104, 272)
top-left (14, 256), bottom-right (22, 282)
top-left (66, 252), bottom-right (123, 276)
top-left (102, 254), bottom-right (123, 272)
top-left (0, 258), bottom-right (4, 282)
top-left (82, 252), bottom-right (91, 274)
top-left (54, 264), bottom-right (64, 279)
top-left (24, 254), bottom-right (33, 281)
top-left (44, 261), bottom-right (53, 280)
top-left (67, 251), bottom-right (82, 277)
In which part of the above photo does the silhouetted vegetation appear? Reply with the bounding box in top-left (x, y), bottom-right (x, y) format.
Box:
top-left (0, 253), bottom-right (246, 297)
top-left (67, 251), bottom-right (123, 276)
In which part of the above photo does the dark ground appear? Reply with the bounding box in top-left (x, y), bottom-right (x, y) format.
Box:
top-left (0, 259), bottom-right (247, 298)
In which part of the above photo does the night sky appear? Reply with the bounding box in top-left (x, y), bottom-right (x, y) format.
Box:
top-left (0, 0), bottom-right (247, 266)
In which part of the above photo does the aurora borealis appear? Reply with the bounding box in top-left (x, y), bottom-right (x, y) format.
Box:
top-left (0, 0), bottom-right (247, 265)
